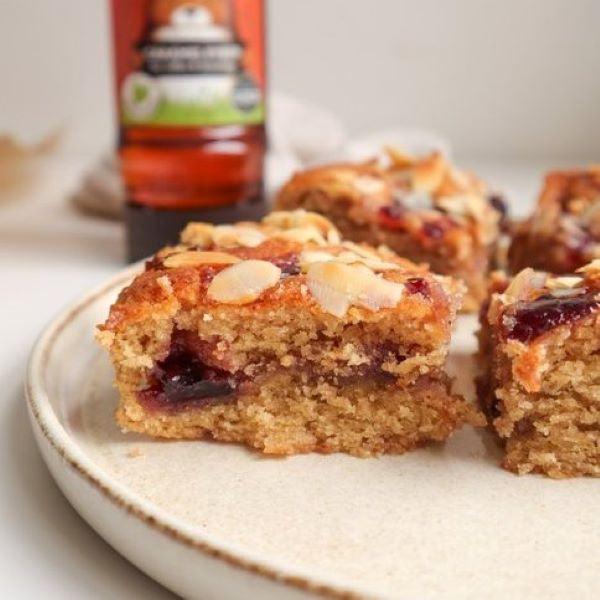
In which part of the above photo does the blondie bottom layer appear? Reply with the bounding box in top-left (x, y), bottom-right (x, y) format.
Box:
top-left (509, 167), bottom-right (600, 274)
top-left (477, 263), bottom-right (600, 477)
top-left (98, 210), bottom-right (481, 456)
top-left (275, 149), bottom-right (505, 312)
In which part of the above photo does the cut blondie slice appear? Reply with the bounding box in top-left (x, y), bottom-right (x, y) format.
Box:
top-left (477, 263), bottom-right (600, 477)
top-left (509, 166), bottom-right (600, 274)
top-left (98, 210), bottom-right (481, 456)
top-left (275, 149), bottom-right (505, 312)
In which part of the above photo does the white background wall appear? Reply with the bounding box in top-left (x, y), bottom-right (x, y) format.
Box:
top-left (0, 0), bottom-right (598, 160)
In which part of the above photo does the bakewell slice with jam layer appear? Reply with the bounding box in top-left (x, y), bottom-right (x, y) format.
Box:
top-left (477, 261), bottom-right (600, 477)
top-left (275, 148), bottom-right (506, 312)
top-left (98, 210), bottom-right (482, 456)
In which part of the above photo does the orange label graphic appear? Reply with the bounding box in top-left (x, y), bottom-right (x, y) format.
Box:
top-left (116, 0), bottom-right (265, 127)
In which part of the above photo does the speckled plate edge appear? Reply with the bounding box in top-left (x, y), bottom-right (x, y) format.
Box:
top-left (25, 264), bottom-right (363, 600)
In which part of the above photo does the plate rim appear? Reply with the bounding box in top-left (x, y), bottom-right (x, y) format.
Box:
top-left (25, 264), bottom-right (360, 600)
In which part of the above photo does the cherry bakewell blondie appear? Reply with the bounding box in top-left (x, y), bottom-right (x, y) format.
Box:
top-left (509, 167), bottom-right (600, 274)
top-left (477, 263), bottom-right (600, 477)
top-left (97, 210), bottom-right (481, 456)
top-left (275, 149), bottom-right (505, 312)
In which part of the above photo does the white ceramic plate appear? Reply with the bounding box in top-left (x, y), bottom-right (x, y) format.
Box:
top-left (26, 267), bottom-right (599, 600)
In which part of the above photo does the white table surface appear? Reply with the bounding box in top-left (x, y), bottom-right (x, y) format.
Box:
top-left (0, 154), bottom-right (578, 598)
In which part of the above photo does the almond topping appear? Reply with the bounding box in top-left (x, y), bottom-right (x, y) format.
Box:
top-left (207, 260), bottom-right (281, 304)
top-left (545, 276), bottom-right (583, 290)
top-left (335, 251), bottom-right (399, 271)
top-left (412, 152), bottom-right (448, 193)
top-left (385, 145), bottom-right (415, 169)
top-left (156, 244), bottom-right (189, 259)
top-left (299, 249), bottom-right (399, 273)
top-left (340, 241), bottom-right (381, 260)
top-left (502, 268), bottom-right (546, 302)
top-left (437, 193), bottom-right (488, 222)
top-left (577, 259), bottom-right (600, 277)
top-left (299, 250), bottom-right (336, 270)
top-left (307, 262), bottom-right (404, 317)
top-left (163, 251), bottom-right (240, 268)
top-left (180, 223), bottom-right (215, 247)
top-left (264, 210), bottom-right (341, 244)
top-left (179, 222), bottom-right (267, 248)
top-left (211, 225), bottom-right (266, 248)
top-left (354, 174), bottom-right (388, 196)
top-left (156, 275), bottom-right (173, 294)
top-left (274, 226), bottom-right (328, 245)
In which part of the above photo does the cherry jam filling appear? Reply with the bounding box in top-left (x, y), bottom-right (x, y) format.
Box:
top-left (379, 204), bottom-right (407, 226)
top-left (421, 221), bottom-right (448, 240)
top-left (300, 341), bottom-right (407, 386)
top-left (503, 291), bottom-right (600, 343)
top-left (405, 277), bottom-right (431, 299)
top-left (139, 331), bottom-right (241, 412)
top-left (270, 253), bottom-right (301, 276)
top-left (378, 205), bottom-right (456, 241)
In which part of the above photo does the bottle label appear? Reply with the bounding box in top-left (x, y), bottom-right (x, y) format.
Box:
top-left (119, 0), bottom-right (265, 127)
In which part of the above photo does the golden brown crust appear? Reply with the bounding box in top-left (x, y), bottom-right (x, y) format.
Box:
top-left (101, 210), bottom-right (462, 336)
top-left (102, 238), bottom-right (455, 334)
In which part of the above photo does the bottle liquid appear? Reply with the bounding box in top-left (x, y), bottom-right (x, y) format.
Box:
top-left (110, 0), bottom-right (267, 261)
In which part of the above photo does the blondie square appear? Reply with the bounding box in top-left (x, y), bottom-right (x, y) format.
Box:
top-left (98, 210), bottom-right (480, 456)
top-left (477, 263), bottom-right (600, 477)
top-left (509, 167), bottom-right (600, 274)
top-left (275, 149), bottom-right (505, 311)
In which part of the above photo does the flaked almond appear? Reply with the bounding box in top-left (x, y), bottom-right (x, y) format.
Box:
top-left (341, 241), bottom-right (381, 260)
top-left (307, 262), bottom-right (404, 317)
top-left (299, 250), bottom-right (336, 271)
top-left (211, 225), bottom-right (266, 248)
top-left (502, 268), bottom-right (546, 302)
top-left (545, 275), bottom-right (583, 290)
top-left (306, 262), bottom-right (360, 317)
top-left (412, 152), bottom-right (447, 193)
top-left (207, 260), bottom-right (281, 304)
top-left (180, 223), bottom-right (215, 247)
top-left (156, 275), bottom-right (173, 295)
top-left (326, 229), bottom-right (342, 244)
top-left (577, 259), bottom-right (600, 277)
top-left (163, 251), bottom-right (240, 268)
top-left (299, 248), bottom-right (399, 273)
top-left (274, 226), bottom-right (327, 246)
top-left (385, 145), bottom-right (415, 169)
top-left (156, 244), bottom-right (188, 259)
top-left (376, 244), bottom-right (398, 260)
top-left (437, 193), bottom-right (488, 222)
top-left (439, 166), bottom-right (485, 197)
top-left (359, 258), bottom-right (401, 272)
top-left (355, 274), bottom-right (404, 311)
top-left (335, 251), bottom-right (400, 271)
top-left (354, 174), bottom-right (388, 197)
top-left (264, 210), bottom-right (341, 244)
